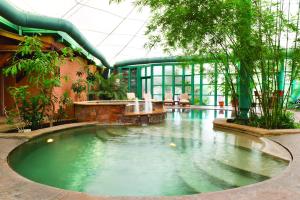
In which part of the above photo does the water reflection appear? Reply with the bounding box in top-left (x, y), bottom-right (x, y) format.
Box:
top-left (9, 109), bottom-right (288, 197)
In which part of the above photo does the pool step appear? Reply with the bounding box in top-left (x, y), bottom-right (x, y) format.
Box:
top-left (213, 143), bottom-right (287, 177)
top-left (212, 158), bottom-right (271, 180)
top-left (95, 129), bottom-right (115, 141)
top-left (178, 158), bottom-right (237, 193)
top-left (105, 127), bottom-right (129, 136)
top-left (193, 159), bottom-right (269, 188)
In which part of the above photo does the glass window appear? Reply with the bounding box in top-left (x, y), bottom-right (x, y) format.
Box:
top-left (185, 86), bottom-right (191, 94)
top-left (175, 76), bottom-right (182, 84)
top-left (194, 64), bottom-right (201, 74)
top-left (147, 66), bottom-right (151, 76)
top-left (153, 66), bottom-right (162, 76)
top-left (165, 76), bottom-right (173, 85)
top-left (185, 65), bottom-right (192, 75)
top-left (203, 85), bottom-right (214, 95)
top-left (175, 65), bottom-right (183, 75)
top-left (142, 79), bottom-right (146, 92)
top-left (194, 75), bottom-right (200, 84)
top-left (203, 76), bottom-right (213, 84)
top-left (217, 96), bottom-right (225, 102)
top-left (141, 67), bottom-right (146, 77)
top-left (165, 86), bottom-right (173, 93)
top-left (153, 86), bottom-right (162, 94)
top-left (153, 94), bottom-right (162, 101)
top-left (185, 76), bottom-right (191, 85)
top-left (153, 77), bottom-right (162, 85)
top-left (147, 79), bottom-right (151, 93)
top-left (194, 85), bottom-right (200, 94)
top-left (165, 65), bottom-right (173, 75)
top-left (175, 86), bottom-right (182, 94)
top-left (218, 74), bottom-right (225, 84)
top-left (202, 96), bottom-right (214, 106)
top-left (203, 63), bottom-right (214, 74)
top-left (217, 87), bottom-right (225, 95)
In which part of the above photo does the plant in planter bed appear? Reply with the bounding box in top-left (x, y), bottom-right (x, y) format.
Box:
top-left (93, 73), bottom-right (127, 100)
top-left (4, 36), bottom-right (74, 130)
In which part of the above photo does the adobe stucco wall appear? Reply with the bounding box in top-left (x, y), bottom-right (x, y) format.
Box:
top-left (2, 57), bottom-right (96, 118)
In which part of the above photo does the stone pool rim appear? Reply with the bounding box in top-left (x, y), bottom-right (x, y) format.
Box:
top-left (0, 122), bottom-right (299, 199)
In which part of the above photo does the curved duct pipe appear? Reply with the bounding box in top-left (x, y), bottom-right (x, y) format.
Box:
top-left (0, 0), bottom-right (111, 69)
top-left (114, 56), bottom-right (209, 68)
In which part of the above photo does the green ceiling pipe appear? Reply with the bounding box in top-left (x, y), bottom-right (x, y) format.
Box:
top-left (114, 56), bottom-right (207, 68)
top-left (114, 57), bottom-right (184, 68)
top-left (0, 0), bottom-right (111, 69)
top-left (114, 49), bottom-right (296, 68)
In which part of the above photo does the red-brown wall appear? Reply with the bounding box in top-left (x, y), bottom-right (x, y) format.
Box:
top-left (0, 33), bottom-right (97, 118)
top-left (2, 58), bottom-right (95, 118)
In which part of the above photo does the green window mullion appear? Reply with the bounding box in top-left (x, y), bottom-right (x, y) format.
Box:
top-left (145, 66), bottom-right (148, 93)
top-left (182, 65), bottom-right (185, 93)
top-left (200, 63), bottom-right (203, 105)
top-left (151, 65), bottom-right (154, 97)
top-left (128, 68), bottom-right (131, 92)
top-left (214, 62), bottom-right (218, 106)
top-left (191, 64), bottom-right (195, 104)
top-left (137, 67), bottom-right (142, 99)
top-left (225, 62), bottom-right (229, 106)
top-left (172, 65), bottom-right (175, 98)
top-left (162, 65), bottom-right (165, 100)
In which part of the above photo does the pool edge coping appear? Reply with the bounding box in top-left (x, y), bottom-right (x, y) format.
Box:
top-left (0, 123), bottom-right (300, 199)
top-left (213, 118), bottom-right (300, 136)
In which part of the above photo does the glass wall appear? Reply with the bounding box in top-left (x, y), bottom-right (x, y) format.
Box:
top-left (118, 61), bottom-right (298, 106)
top-left (118, 62), bottom-right (231, 106)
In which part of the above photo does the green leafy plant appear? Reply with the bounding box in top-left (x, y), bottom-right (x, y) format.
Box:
top-left (93, 73), bottom-right (127, 100)
top-left (72, 71), bottom-right (87, 100)
top-left (6, 86), bottom-right (48, 130)
top-left (4, 36), bottom-right (73, 130)
top-left (55, 92), bottom-right (73, 123)
top-left (112, 0), bottom-right (300, 129)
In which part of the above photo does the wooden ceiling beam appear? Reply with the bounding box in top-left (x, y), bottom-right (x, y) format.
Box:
top-left (0, 43), bottom-right (55, 52)
top-left (0, 29), bottom-right (24, 42)
top-left (0, 29), bottom-right (65, 51)
top-left (0, 52), bottom-right (13, 68)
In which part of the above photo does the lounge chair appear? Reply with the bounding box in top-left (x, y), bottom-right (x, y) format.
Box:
top-left (178, 93), bottom-right (190, 106)
top-left (164, 92), bottom-right (174, 106)
top-left (127, 93), bottom-right (136, 100)
top-left (143, 92), bottom-right (153, 101)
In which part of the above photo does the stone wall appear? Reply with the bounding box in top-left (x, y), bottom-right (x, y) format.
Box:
top-left (74, 104), bottom-right (126, 124)
top-left (74, 101), bottom-right (166, 125)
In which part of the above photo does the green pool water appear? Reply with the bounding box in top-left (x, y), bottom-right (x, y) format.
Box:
top-left (9, 110), bottom-right (288, 196)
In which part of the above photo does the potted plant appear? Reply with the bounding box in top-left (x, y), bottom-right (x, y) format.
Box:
top-left (231, 94), bottom-right (239, 107)
top-left (218, 96), bottom-right (225, 107)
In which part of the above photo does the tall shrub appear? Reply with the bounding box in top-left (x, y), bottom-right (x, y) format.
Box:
top-left (112, 0), bottom-right (300, 129)
top-left (4, 36), bottom-right (73, 129)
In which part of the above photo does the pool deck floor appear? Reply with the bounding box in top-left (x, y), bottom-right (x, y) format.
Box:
top-left (0, 111), bottom-right (300, 199)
